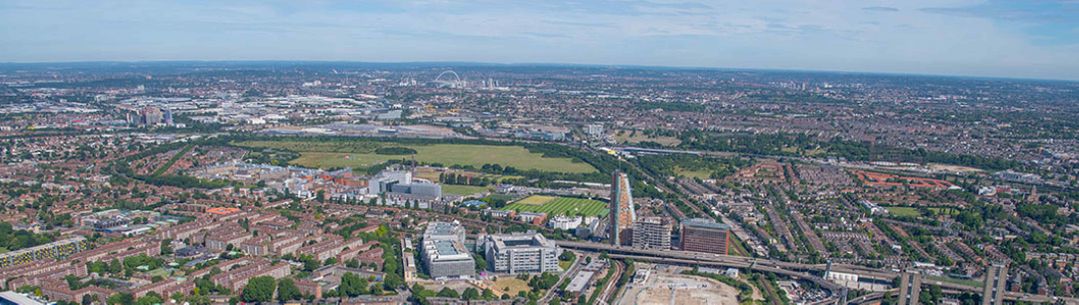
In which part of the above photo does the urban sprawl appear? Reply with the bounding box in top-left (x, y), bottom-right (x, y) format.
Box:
top-left (0, 62), bottom-right (1077, 305)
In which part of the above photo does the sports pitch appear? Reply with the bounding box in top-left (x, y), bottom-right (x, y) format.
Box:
top-left (502, 195), bottom-right (608, 217)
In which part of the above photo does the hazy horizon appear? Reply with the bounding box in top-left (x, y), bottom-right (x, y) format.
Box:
top-left (2, 0), bottom-right (1077, 80)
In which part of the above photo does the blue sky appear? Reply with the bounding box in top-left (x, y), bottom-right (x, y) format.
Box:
top-left (1, 0), bottom-right (1077, 80)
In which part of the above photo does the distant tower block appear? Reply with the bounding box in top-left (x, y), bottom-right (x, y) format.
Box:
top-left (609, 171), bottom-right (635, 245)
top-left (897, 271), bottom-right (922, 305)
top-left (982, 263), bottom-right (1008, 305)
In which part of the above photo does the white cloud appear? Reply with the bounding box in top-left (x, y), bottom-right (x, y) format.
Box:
top-left (0, 0), bottom-right (1076, 79)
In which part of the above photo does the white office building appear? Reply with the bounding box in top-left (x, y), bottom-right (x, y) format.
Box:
top-left (421, 221), bottom-right (474, 279)
top-left (482, 233), bottom-right (561, 274)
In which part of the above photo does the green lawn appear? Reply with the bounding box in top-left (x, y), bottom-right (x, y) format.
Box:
top-left (613, 131), bottom-right (681, 146)
top-left (885, 206), bottom-right (922, 217)
top-left (146, 268), bottom-right (171, 278)
top-left (237, 141), bottom-right (596, 173)
top-left (674, 166), bottom-right (712, 179)
top-left (885, 206), bottom-right (960, 218)
top-left (558, 252), bottom-right (577, 270)
top-left (515, 195), bottom-right (558, 205)
top-left (441, 184), bottom-right (489, 196)
top-left (503, 196), bottom-right (608, 217)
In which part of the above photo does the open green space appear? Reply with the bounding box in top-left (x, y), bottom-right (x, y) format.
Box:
top-left (558, 253), bottom-right (576, 271)
top-left (441, 184), bottom-right (489, 196)
top-left (237, 140), bottom-right (596, 173)
top-left (637, 154), bottom-right (751, 180)
top-left (885, 206), bottom-right (922, 217)
top-left (927, 275), bottom-right (983, 289)
top-left (928, 207), bottom-right (960, 216)
top-left (502, 195), bottom-right (608, 217)
top-left (885, 206), bottom-right (961, 218)
top-left (515, 195), bottom-right (558, 205)
top-left (491, 277), bottom-right (530, 297)
top-left (152, 144), bottom-right (192, 177)
top-left (613, 131), bottom-right (682, 146)
top-left (674, 166), bottom-right (713, 179)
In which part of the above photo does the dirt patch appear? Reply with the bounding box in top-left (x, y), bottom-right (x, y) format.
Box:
top-left (627, 273), bottom-right (739, 305)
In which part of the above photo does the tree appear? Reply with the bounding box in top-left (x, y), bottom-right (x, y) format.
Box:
top-left (81, 294), bottom-right (95, 305)
top-left (160, 239), bottom-right (173, 255)
top-left (383, 273), bottom-right (404, 291)
top-left (135, 292), bottom-right (163, 305)
top-left (300, 254), bottom-right (320, 271)
top-left (64, 274), bottom-right (81, 290)
top-left (370, 284), bottom-right (384, 295)
top-left (462, 287), bottom-right (480, 300)
top-left (108, 258), bottom-right (123, 274)
top-left (341, 272), bottom-right (368, 297)
top-left (559, 251), bottom-right (575, 261)
top-left (474, 255), bottom-right (488, 272)
top-left (277, 278), bottom-right (302, 302)
top-left (919, 284), bottom-right (943, 304)
top-left (241, 276), bottom-right (276, 303)
top-left (437, 287), bottom-right (460, 298)
top-left (106, 293), bottom-right (133, 305)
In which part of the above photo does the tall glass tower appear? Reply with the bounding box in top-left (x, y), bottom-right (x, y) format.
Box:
top-left (609, 171), bottom-right (635, 245)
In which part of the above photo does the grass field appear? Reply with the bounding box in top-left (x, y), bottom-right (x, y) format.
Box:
top-left (886, 206), bottom-right (960, 218)
top-left (613, 131), bottom-right (681, 146)
top-left (490, 277), bottom-right (530, 297)
top-left (674, 166), bottom-right (713, 179)
top-left (441, 184), bottom-right (489, 196)
top-left (413, 167), bottom-right (523, 184)
top-left (886, 207), bottom-right (922, 217)
top-left (515, 195), bottom-right (558, 205)
top-left (237, 140), bottom-right (595, 173)
top-left (502, 195), bottom-right (608, 217)
top-left (558, 252), bottom-right (577, 270)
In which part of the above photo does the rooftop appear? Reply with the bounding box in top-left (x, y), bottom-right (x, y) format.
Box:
top-left (682, 218), bottom-right (732, 230)
top-left (424, 221), bottom-right (464, 239)
top-left (487, 233), bottom-right (557, 251)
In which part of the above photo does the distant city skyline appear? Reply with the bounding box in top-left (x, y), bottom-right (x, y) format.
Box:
top-left (1, 0), bottom-right (1077, 80)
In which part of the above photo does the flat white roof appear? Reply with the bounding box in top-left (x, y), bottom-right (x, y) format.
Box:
top-left (0, 291), bottom-right (47, 305)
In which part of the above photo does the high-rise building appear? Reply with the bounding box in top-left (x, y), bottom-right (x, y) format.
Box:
top-left (982, 263), bottom-right (1008, 305)
top-left (632, 217), bottom-right (671, 250)
top-left (482, 233), bottom-right (561, 274)
top-left (163, 108), bottom-right (174, 125)
top-left (585, 124), bottom-right (604, 137)
top-left (897, 271), bottom-right (922, 305)
top-left (140, 106), bottom-right (164, 126)
top-left (421, 221), bottom-right (474, 279)
top-left (680, 218), bottom-right (731, 255)
top-left (609, 171), bottom-right (635, 245)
